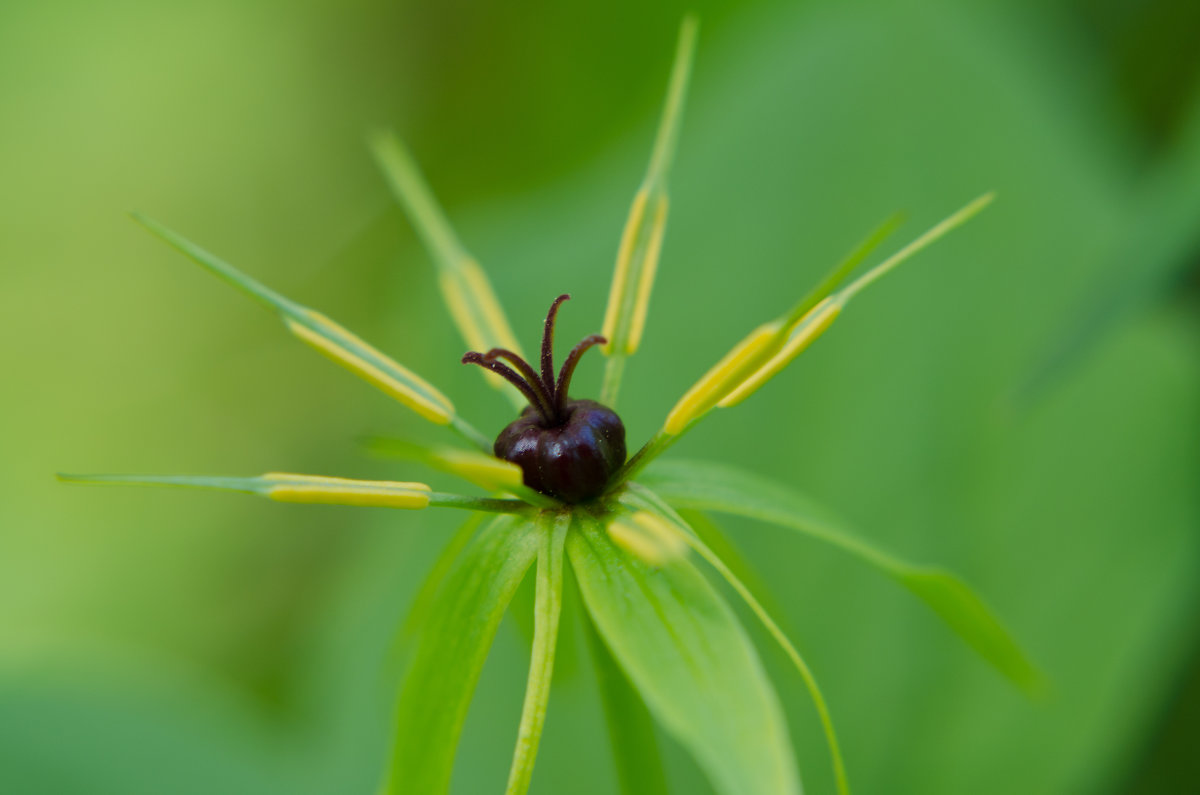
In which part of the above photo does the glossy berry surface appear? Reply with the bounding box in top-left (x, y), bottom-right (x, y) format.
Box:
top-left (494, 400), bottom-right (626, 503)
top-left (463, 295), bottom-right (626, 503)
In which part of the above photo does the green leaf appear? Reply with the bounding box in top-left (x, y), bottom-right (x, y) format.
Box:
top-left (568, 516), bottom-right (801, 795)
top-left (623, 487), bottom-right (849, 795)
top-left (382, 514), bottom-right (540, 795)
top-left (582, 610), bottom-right (670, 795)
top-left (639, 459), bottom-right (1044, 696)
top-left (504, 514), bottom-right (569, 795)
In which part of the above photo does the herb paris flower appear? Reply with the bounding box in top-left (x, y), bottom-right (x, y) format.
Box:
top-left (61, 17), bottom-right (1040, 795)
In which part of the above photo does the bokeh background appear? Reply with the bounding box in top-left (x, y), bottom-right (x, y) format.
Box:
top-left (3, 0), bottom-right (1198, 792)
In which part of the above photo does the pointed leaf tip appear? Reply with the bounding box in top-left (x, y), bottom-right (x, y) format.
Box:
top-left (838, 192), bottom-right (995, 303)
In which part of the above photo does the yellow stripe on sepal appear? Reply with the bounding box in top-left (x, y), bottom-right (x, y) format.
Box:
top-left (601, 189), bottom-right (671, 356)
top-left (263, 473), bottom-right (431, 509)
top-left (718, 298), bottom-right (842, 408)
top-left (438, 259), bottom-right (523, 355)
top-left (601, 187), bottom-right (649, 353)
top-left (606, 510), bottom-right (687, 567)
top-left (438, 263), bottom-right (525, 398)
top-left (626, 194), bottom-right (670, 352)
top-left (663, 321), bottom-right (782, 435)
top-left (285, 311), bottom-right (454, 425)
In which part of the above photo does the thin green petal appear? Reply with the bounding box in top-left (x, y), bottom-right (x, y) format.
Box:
top-left (599, 16), bottom-right (698, 406)
top-left (504, 513), bottom-right (569, 795)
top-left (638, 459), bottom-right (1045, 696)
top-left (569, 515), bottom-right (800, 795)
top-left (382, 514), bottom-right (540, 794)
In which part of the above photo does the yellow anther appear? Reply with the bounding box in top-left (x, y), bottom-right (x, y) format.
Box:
top-left (718, 297), bottom-right (842, 408)
top-left (607, 511), bottom-right (686, 567)
top-left (434, 448), bottom-right (525, 492)
top-left (600, 18), bottom-right (697, 363)
top-left (663, 321), bottom-right (783, 435)
top-left (263, 473), bottom-right (431, 509)
top-left (626, 194), bottom-right (670, 353)
top-left (601, 187), bottom-right (650, 354)
top-left (439, 263), bottom-right (524, 396)
top-left (286, 311), bottom-right (454, 425)
top-left (371, 131), bottom-right (524, 399)
top-left (458, 258), bottom-right (523, 354)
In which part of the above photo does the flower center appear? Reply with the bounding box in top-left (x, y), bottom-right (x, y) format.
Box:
top-left (462, 294), bottom-right (626, 503)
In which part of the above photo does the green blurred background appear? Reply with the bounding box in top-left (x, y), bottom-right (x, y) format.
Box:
top-left (3, 0), bottom-right (1198, 792)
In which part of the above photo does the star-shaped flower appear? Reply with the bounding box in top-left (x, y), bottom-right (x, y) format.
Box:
top-left (62, 17), bottom-right (1038, 795)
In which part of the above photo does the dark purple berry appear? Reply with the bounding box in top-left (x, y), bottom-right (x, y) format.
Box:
top-left (463, 294), bottom-right (626, 503)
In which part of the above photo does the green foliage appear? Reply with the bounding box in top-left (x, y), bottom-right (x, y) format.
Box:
top-left (5, 0), bottom-right (1199, 794)
top-left (569, 516), bottom-right (801, 795)
top-left (582, 612), bottom-right (670, 795)
top-left (383, 515), bottom-right (538, 794)
top-left (640, 459), bottom-right (1043, 695)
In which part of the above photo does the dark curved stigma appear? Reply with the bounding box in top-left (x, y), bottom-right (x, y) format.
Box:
top-left (461, 294), bottom-right (605, 426)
